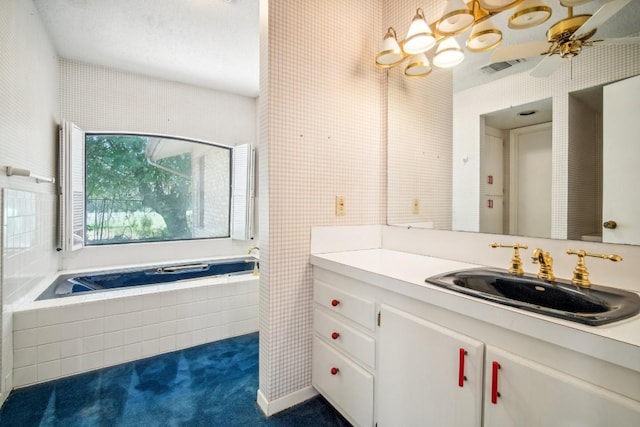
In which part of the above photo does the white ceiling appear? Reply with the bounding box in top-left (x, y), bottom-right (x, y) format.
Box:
top-left (33, 0), bottom-right (260, 97)
top-left (32, 1), bottom-right (639, 99)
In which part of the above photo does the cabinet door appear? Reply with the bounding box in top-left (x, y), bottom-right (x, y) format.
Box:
top-left (484, 346), bottom-right (640, 427)
top-left (377, 305), bottom-right (484, 427)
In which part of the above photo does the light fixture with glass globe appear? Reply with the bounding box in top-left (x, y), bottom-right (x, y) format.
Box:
top-left (375, 0), bottom-right (558, 79)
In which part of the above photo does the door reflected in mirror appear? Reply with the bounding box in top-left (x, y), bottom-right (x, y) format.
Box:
top-left (479, 100), bottom-right (553, 239)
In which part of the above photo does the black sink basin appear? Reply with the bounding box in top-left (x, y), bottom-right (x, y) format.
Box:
top-left (425, 268), bottom-right (640, 326)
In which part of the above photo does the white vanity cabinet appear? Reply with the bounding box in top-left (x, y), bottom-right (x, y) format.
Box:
top-left (484, 346), bottom-right (640, 427)
top-left (311, 262), bottom-right (640, 427)
top-left (312, 279), bottom-right (376, 427)
top-left (377, 304), bottom-right (484, 426)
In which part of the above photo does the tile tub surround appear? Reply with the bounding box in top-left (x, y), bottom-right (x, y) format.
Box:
top-left (12, 274), bottom-right (259, 387)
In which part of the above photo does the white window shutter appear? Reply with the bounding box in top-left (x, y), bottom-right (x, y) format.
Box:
top-left (231, 143), bottom-right (254, 240)
top-left (59, 121), bottom-right (85, 251)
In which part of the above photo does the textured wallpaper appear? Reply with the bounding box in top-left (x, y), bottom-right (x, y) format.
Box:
top-left (259, 0), bottom-right (385, 402)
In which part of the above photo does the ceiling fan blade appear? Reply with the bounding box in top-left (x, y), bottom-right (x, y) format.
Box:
top-left (596, 36), bottom-right (640, 45)
top-left (490, 40), bottom-right (551, 62)
top-left (529, 54), bottom-right (564, 78)
top-left (572, 0), bottom-right (632, 39)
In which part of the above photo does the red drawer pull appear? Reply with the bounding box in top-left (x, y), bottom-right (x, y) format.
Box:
top-left (458, 348), bottom-right (467, 387)
top-left (331, 299), bottom-right (340, 307)
top-left (491, 361), bottom-right (501, 404)
top-left (330, 367), bottom-right (339, 375)
top-left (331, 332), bottom-right (340, 340)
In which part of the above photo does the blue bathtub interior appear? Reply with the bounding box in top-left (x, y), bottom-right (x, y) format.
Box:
top-left (37, 257), bottom-right (258, 300)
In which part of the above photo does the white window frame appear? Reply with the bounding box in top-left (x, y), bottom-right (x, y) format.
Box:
top-left (58, 122), bottom-right (254, 251)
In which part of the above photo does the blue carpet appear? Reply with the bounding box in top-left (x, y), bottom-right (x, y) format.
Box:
top-left (0, 333), bottom-right (351, 426)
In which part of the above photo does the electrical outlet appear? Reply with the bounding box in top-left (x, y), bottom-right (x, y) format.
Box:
top-left (336, 196), bottom-right (345, 216)
top-left (412, 198), bottom-right (420, 214)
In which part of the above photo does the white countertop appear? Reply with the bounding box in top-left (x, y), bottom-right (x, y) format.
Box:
top-left (310, 248), bottom-right (640, 372)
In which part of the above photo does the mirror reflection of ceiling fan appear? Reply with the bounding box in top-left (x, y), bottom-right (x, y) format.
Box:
top-left (491, 0), bottom-right (640, 77)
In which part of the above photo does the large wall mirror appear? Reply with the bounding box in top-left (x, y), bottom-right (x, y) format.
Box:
top-left (386, 0), bottom-right (640, 246)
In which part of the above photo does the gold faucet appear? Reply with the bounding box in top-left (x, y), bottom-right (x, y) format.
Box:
top-left (566, 249), bottom-right (622, 288)
top-left (490, 242), bottom-right (528, 275)
top-left (247, 246), bottom-right (260, 276)
top-left (531, 249), bottom-right (555, 282)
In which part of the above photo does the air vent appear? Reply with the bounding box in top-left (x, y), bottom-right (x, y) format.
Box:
top-left (481, 59), bottom-right (525, 74)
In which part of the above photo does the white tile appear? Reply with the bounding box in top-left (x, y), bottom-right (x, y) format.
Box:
top-left (123, 343), bottom-right (142, 361)
top-left (60, 322), bottom-right (83, 341)
top-left (159, 306), bottom-right (176, 323)
top-left (190, 301), bottom-right (210, 317)
top-left (37, 307), bottom-right (65, 327)
top-left (123, 327), bottom-right (142, 345)
top-left (36, 325), bottom-right (61, 345)
top-left (142, 324), bottom-right (160, 341)
top-left (103, 299), bottom-right (125, 316)
top-left (103, 314), bottom-right (126, 333)
top-left (83, 335), bottom-right (104, 353)
top-left (104, 347), bottom-right (124, 367)
top-left (123, 296), bottom-right (144, 313)
top-left (13, 311), bottom-right (38, 331)
top-left (122, 312), bottom-right (142, 328)
top-left (192, 329), bottom-right (207, 346)
top-left (14, 366), bottom-right (37, 387)
top-left (37, 342), bottom-right (61, 363)
top-left (14, 329), bottom-right (37, 349)
top-left (142, 308), bottom-right (160, 326)
top-left (142, 293), bottom-right (164, 310)
top-left (157, 336), bottom-right (176, 354)
top-left (157, 321), bottom-right (177, 338)
top-left (82, 318), bottom-right (105, 337)
top-left (14, 347), bottom-right (37, 369)
top-left (60, 338), bottom-right (83, 358)
top-left (37, 360), bottom-right (61, 382)
top-left (82, 351), bottom-right (103, 371)
top-left (141, 339), bottom-right (159, 357)
top-left (174, 319), bottom-right (190, 334)
top-left (175, 333), bottom-right (193, 350)
top-left (82, 301), bottom-right (105, 320)
top-left (60, 306), bottom-right (85, 323)
top-left (60, 356), bottom-right (82, 376)
top-left (104, 331), bottom-right (123, 349)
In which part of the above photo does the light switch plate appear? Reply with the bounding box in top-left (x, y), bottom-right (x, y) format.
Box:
top-left (336, 196), bottom-right (345, 216)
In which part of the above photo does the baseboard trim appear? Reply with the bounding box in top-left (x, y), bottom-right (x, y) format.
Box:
top-left (257, 386), bottom-right (318, 416)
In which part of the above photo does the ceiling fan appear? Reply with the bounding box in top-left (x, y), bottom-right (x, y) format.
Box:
top-left (491, 0), bottom-right (640, 77)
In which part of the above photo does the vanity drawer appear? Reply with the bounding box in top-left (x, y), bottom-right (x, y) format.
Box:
top-left (314, 308), bottom-right (375, 368)
top-left (314, 280), bottom-right (376, 331)
top-left (313, 337), bottom-right (374, 427)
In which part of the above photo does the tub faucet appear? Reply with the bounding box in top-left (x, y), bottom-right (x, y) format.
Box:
top-left (532, 249), bottom-right (555, 282)
top-left (247, 246), bottom-right (260, 276)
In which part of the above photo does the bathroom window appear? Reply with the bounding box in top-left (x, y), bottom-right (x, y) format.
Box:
top-left (59, 123), bottom-right (253, 249)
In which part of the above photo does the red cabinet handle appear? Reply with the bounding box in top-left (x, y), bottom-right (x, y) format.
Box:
top-left (458, 348), bottom-right (467, 387)
top-left (330, 367), bottom-right (339, 375)
top-left (331, 299), bottom-right (340, 307)
top-left (491, 361), bottom-right (501, 404)
top-left (331, 332), bottom-right (340, 340)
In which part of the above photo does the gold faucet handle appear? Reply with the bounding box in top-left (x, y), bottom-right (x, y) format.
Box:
top-left (566, 249), bottom-right (623, 288)
top-left (490, 242), bottom-right (529, 275)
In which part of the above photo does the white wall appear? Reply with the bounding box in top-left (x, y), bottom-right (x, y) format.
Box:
top-left (453, 43), bottom-right (640, 237)
top-left (258, 0), bottom-right (385, 410)
top-left (59, 60), bottom-right (259, 270)
top-left (0, 0), bottom-right (60, 404)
